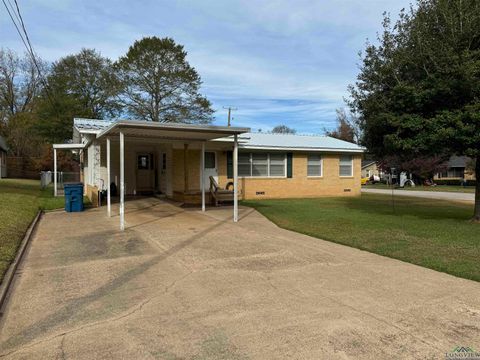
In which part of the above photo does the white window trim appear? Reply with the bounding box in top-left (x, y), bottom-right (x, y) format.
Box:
top-left (339, 155), bottom-right (354, 177)
top-left (239, 153), bottom-right (287, 178)
top-left (307, 155), bottom-right (323, 178)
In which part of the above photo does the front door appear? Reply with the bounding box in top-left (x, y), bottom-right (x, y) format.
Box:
top-left (203, 151), bottom-right (217, 190)
top-left (136, 153), bottom-right (154, 193)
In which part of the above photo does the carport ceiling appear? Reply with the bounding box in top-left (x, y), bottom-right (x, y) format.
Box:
top-left (97, 120), bottom-right (250, 141)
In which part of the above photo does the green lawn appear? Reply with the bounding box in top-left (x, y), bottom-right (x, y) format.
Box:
top-left (363, 183), bottom-right (476, 193)
top-left (243, 194), bottom-right (480, 282)
top-left (0, 179), bottom-right (68, 282)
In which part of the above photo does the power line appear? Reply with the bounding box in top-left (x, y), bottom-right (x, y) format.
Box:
top-left (14, 0), bottom-right (40, 64)
top-left (6, 0), bottom-right (22, 29)
top-left (2, 0), bottom-right (57, 108)
top-left (1, 0), bottom-right (30, 54)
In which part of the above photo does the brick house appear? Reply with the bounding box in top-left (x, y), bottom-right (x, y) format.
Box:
top-left (53, 118), bottom-right (365, 230)
top-left (434, 155), bottom-right (476, 181)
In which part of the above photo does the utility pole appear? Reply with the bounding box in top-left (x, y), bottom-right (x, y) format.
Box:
top-left (223, 106), bottom-right (237, 126)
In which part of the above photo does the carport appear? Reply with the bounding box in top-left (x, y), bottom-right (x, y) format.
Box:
top-left (93, 121), bottom-right (249, 230)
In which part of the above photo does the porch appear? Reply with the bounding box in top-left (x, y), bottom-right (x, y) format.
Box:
top-left (53, 121), bottom-right (250, 230)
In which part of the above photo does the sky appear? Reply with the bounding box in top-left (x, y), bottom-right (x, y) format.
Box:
top-left (1, 0), bottom-right (410, 133)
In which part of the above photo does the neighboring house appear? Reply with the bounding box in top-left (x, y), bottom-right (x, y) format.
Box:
top-left (0, 136), bottom-right (7, 179)
top-left (434, 155), bottom-right (476, 181)
top-left (361, 160), bottom-right (380, 179)
top-left (54, 118), bottom-right (364, 229)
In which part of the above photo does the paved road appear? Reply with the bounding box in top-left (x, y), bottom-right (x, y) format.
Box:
top-left (362, 188), bottom-right (475, 202)
top-left (1, 198), bottom-right (479, 359)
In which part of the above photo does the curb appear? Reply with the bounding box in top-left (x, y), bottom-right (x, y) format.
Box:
top-left (0, 210), bottom-right (42, 315)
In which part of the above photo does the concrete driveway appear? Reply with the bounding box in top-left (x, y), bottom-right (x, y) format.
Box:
top-left (362, 188), bottom-right (475, 202)
top-left (1, 198), bottom-right (479, 359)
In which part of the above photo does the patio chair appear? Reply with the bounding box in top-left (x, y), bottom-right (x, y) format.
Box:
top-left (209, 176), bottom-right (234, 206)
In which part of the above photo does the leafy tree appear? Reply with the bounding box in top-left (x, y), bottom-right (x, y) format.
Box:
top-left (325, 108), bottom-right (359, 143)
top-left (116, 37), bottom-right (213, 123)
top-left (35, 93), bottom-right (85, 143)
top-left (4, 112), bottom-right (43, 157)
top-left (348, 0), bottom-right (480, 220)
top-left (271, 125), bottom-right (296, 134)
top-left (378, 155), bottom-right (448, 182)
top-left (35, 48), bottom-right (120, 143)
top-left (48, 49), bottom-right (121, 118)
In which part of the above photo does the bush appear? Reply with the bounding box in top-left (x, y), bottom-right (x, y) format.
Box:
top-left (434, 179), bottom-right (476, 186)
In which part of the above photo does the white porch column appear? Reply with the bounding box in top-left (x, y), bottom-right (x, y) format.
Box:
top-left (53, 148), bottom-right (57, 197)
top-left (107, 137), bottom-right (111, 217)
top-left (201, 141), bottom-right (205, 212)
top-left (119, 132), bottom-right (125, 230)
top-left (233, 134), bottom-right (238, 222)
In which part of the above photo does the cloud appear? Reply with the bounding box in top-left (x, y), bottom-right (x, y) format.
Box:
top-left (1, 0), bottom-right (410, 133)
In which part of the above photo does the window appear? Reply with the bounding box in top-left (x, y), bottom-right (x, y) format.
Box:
top-left (204, 152), bottom-right (216, 169)
top-left (269, 153), bottom-right (286, 176)
top-left (439, 167), bottom-right (465, 179)
top-left (237, 153), bottom-right (286, 177)
top-left (449, 167), bottom-right (465, 178)
top-left (137, 154), bottom-right (151, 170)
top-left (307, 154), bottom-right (322, 177)
top-left (252, 153), bottom-right (268, 176)
top-left (238, 153), bottom-right (251, 176)
top-left (162, 153), bottom-right (166, 170)
top-left (339, 155), bottom-right (353, 177)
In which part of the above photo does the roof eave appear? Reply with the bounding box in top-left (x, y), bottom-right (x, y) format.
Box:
top-left (239, 145), bottom-right (365, 153)
top-left (96, 121), bottom-right (250, 139)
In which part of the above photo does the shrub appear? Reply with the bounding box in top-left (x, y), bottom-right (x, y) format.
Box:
top-left (434, 179), bottom-right (476, 186)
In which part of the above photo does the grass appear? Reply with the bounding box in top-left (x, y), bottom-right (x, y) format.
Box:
top-left (363, 183), bottom-right (476, 193)
top-left (243, 194), bottom-right (480, 282)
top-left (0, 178), bottom-right (87, 283)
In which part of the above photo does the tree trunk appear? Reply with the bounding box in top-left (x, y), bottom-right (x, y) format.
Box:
top-left (474, 155), bottom-right (480, 222)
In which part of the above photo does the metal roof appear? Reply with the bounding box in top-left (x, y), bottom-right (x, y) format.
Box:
top-left (235, 133), bottom-right (365, 153)
top-left (96, 120), bottom-right (250, 141)
top-left (74, 118), bottom-right (114, 133)
top-left (72, 118), bottom-right (364, 152)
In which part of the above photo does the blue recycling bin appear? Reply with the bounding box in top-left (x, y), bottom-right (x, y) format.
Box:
top-left (64, 183), bottom-right (84, 212)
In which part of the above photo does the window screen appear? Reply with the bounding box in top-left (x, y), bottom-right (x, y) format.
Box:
top-left (238, 153), bottom-right (251, 176)
top-left (204, 152), bottom-right (216, 169)
top-left (307, 155), bottom-right (322, 176)
top-left (237, 153), bottom-right (286, 177)
top-left (269, 153), bottom-right (286, 176)
top-left (252, 153), bottom-right (268, 176)
top-left (339, 155), bottom-right (353, 176)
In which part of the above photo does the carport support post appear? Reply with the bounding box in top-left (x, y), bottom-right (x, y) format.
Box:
top-left (233, 134), bottom-right (238, 222)
top-left (53, 148), bottom-right (57, 197)
top-left (107, 137), bottom-right (111, 217)
top-left (120, 132), bottom-right (125, 231)
top-left (201, 142), bottom-right (205, 212)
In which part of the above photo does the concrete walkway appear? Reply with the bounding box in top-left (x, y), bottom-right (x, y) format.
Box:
top-left (0, 198), bottom-right (479, 359)
top-left (362, 187), bottom-right (475, 202)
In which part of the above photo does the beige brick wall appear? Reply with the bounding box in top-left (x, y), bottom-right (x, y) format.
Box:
top-left (172, 148), bottom-right (361, 200)
top-left (86, 184), bottom-right (99, 207)
top-left (232, 153), bottom-right (361, 200)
